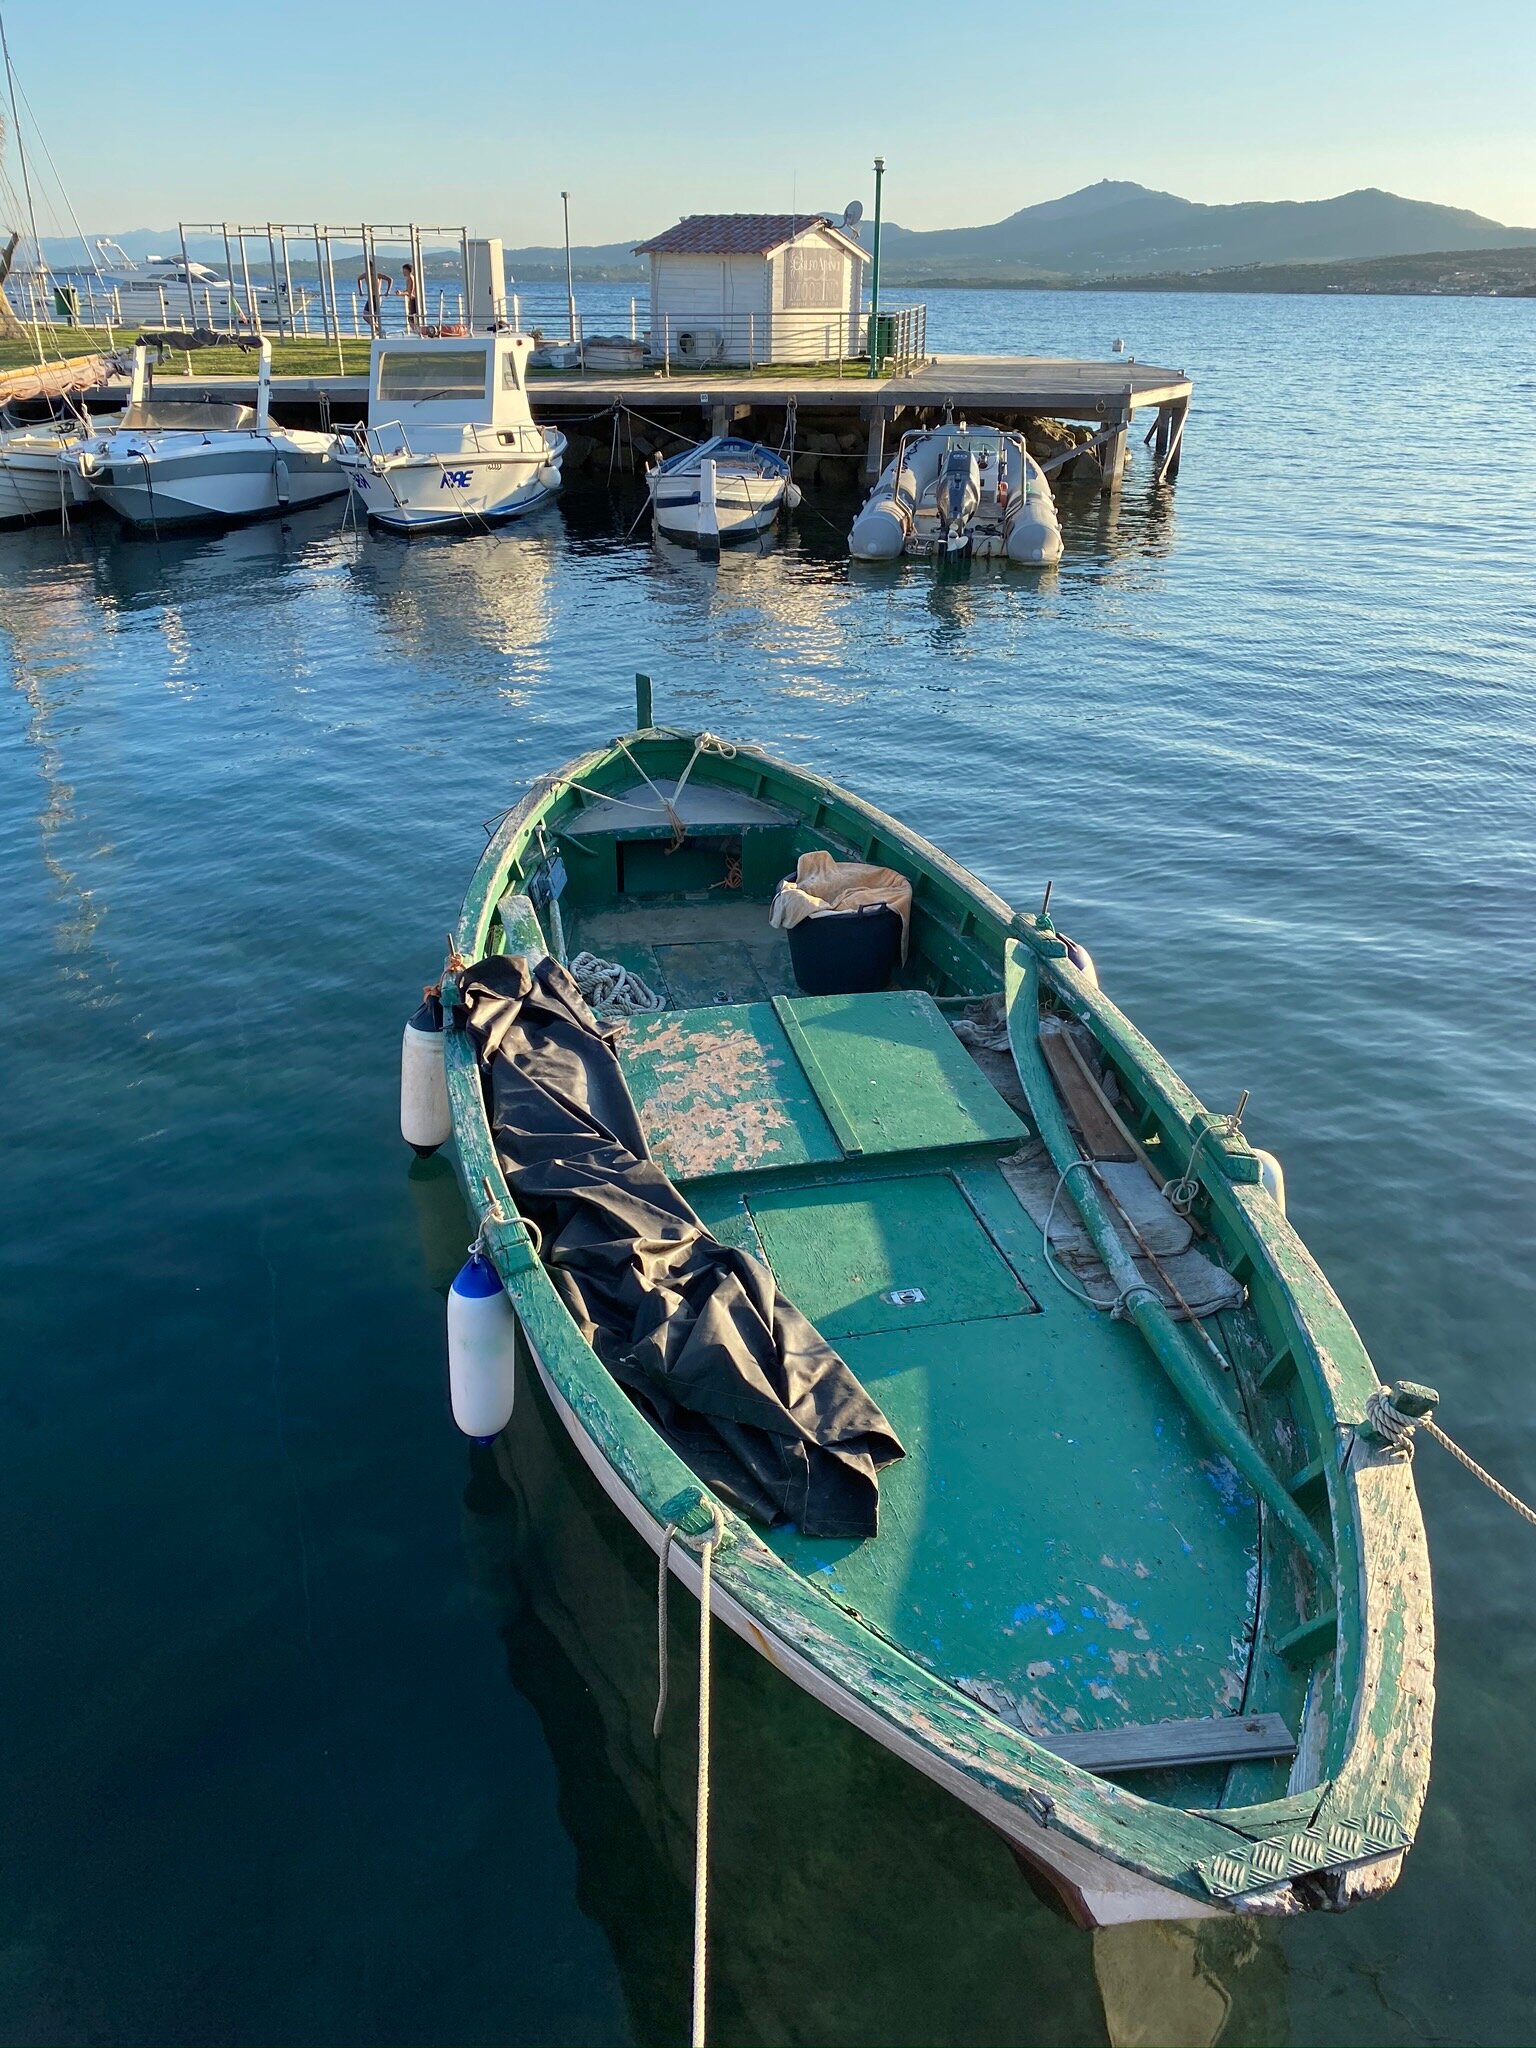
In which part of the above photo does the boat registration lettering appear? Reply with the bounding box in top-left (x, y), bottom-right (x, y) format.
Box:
top-left (440, 469), bottom-right (472, 489)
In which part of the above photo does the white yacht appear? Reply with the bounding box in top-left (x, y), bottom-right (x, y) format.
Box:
top-left (76, 338), bottom-right (347, 529)
top-left (646, 436), bottom-right (799, 549)
top-left (88, 247), bottom-right (283, 330)
top-left (850, 422), bottom-right (1063, 565)
top-left (336, 331), bottom-right (565, 534)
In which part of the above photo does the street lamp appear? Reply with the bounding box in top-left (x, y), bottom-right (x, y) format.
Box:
top-left (866, 156), bottom-right (885, 378)
top-left (560, 190), bottom-right (577, 346)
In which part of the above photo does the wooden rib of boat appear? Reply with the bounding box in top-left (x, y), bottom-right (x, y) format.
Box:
top-left (438, 700), bottom-right (1433, 1929)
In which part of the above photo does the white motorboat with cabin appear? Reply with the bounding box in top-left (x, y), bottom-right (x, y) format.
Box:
top-left (75, 334), bottom-right (346, 529)
top-left (646, 436), bottom-right (799, 549)
top-left (850, 422), bottom-right (1063, 566)
top-left (336, 331), bottom-right (565, 534)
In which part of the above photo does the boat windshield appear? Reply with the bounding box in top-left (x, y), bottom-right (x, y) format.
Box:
top-left (377, 348), bottom-right (488, 403)
top-left (118, 401), bottom-right (258, 432)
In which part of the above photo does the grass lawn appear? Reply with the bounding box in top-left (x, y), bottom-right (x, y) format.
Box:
top-left (3, 327), bottom-right (891, 383)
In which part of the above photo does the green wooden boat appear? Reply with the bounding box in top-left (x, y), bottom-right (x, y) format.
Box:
top-left (437, 694), bottom-right (1433, 1928)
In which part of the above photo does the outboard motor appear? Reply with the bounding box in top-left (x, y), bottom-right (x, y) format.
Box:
top-left (934, 447), bottom-right (980, 549)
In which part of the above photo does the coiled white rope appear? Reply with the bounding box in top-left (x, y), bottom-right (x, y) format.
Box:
top-left (1363, 1390), bottom-right (1536, 1527)
top-left (568, 951), bottom-right (664, 1018)
top-left (654, 1501), bottom-right (726, 2048)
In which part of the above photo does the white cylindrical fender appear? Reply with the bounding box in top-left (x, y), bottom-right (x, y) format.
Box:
top-left (401, 996), bottom-right (451, 1155)
top-left (1254, 1148), bottom-right (1287, 1214)
top-left (447, 1252), bottom-right (517, 1440)
top-left (537, 460), bottom-right (561, 490)
top-left (785, 481), bottom-right (803, 511)
top-left (1063, 939), bottom-right (1099, 989)
top-left (849, 497), bottom-right (908, 560)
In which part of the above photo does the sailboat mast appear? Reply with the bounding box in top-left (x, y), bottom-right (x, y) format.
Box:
top-left (0, 6), bottom-right (43, 270)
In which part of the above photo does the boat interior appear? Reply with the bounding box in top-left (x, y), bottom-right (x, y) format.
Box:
top-left (487, 749), bottom-right (1325, 1811)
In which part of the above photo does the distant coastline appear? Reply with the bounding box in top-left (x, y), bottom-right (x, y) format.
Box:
top-left (516, 244), bottom-right (1536, 300)
top-left (880, 246), bottom-right (1536, 299)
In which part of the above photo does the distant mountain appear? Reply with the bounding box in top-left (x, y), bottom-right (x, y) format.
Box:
top-left (44, 183), bottom-right (1536, 287)
top-left (877, 180), bottom-right (1536, 279)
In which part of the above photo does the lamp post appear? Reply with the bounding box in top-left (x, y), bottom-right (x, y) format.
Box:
top-left (866, 155), bottom-right (885, 378)
top-left (560, 190), bottom-right (577, 346)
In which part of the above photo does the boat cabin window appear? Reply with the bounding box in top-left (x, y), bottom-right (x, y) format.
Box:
top-left (376, 349), bottom-right (488, 402)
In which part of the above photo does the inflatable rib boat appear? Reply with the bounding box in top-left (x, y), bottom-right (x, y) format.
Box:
top-left (851, 422), bottom-right (1063, 565)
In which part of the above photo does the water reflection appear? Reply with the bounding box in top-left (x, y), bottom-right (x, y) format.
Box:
top-left (1093, 1920), bottom-right (1290, 2048)
top-left (0, 554), bottom-right (117, 982)
top-left (407, 1151), bottom-right (473, 1297)
top-left (344, 512), bottom-right (558, 695)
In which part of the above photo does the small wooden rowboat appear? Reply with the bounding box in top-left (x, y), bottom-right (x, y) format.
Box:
top-left (437, 691), bottom-right (1433, 1928)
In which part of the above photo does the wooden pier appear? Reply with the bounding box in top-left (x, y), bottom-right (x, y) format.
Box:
top-left (148, 352), bottom-right (1193, 488)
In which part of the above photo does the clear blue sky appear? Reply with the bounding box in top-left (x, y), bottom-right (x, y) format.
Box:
top-left (4, 0), bottom-right (1534, 241)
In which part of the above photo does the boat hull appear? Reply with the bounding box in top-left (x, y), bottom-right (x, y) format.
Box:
top-left (651, 477), bottom-right (785, 546)
top-left (85, 440), bottom-right (346, 529)
top-left (522, 1326), bottom-right (1241, 1929)
top-left (0, 445), bottom-right (94, 525)
top-left (339, 443), bottom-right (563, 534)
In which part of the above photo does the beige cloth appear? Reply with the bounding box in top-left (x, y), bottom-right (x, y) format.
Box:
top-left (0, 353), bottom-right (124, 404)
top-left (769, 850), bottom-right (913, 960)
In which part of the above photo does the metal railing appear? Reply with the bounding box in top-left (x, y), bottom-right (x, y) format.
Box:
top-left (646, 303), bottom-right (926, 375)
top-left (357, 419), bottom-right (556, 459)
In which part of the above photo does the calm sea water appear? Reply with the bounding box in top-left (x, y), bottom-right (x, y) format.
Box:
top-left (3, 286), bottom-right (1534, 2047)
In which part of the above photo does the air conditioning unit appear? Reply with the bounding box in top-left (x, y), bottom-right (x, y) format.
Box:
top-left (676, 327), bottom-right (723, 364)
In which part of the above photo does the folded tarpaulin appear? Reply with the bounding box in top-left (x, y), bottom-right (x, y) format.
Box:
top-left (458, 952), bottom-right (905, 1538)
top-left (769, 849), bottom-right (913, 959)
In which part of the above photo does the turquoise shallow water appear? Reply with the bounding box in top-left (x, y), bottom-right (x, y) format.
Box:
top-left (2, 287), bottom-right (1534, 2045)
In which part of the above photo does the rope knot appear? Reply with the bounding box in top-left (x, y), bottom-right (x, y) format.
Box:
top-left (1363, 1387), bottom-right (1420, 1461)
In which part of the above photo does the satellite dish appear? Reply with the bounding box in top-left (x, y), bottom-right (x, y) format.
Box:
top-left (842, 200), bottom-right (864, 229)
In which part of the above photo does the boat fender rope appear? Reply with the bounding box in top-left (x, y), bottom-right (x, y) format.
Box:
top-left (1364, 1389), bottom-right (1536, 1526)
top-left (569, 951), bottom-right (664, 1018)
top-left (653, 1496), bottom-right (726, 2048)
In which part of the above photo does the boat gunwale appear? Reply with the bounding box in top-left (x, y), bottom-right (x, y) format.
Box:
top-left (440, 724), bottom-right (1431, 1909)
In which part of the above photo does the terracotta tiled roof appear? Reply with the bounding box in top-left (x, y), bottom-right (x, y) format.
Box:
top-left (634, 214), bottom-right (867, 259)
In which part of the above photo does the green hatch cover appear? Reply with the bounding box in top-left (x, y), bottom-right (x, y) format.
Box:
top-left (747, 1173), bottom-right (1038, 1340)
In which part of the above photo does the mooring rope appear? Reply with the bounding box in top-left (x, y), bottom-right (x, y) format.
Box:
top-left (653, 1500), bottom-right (726, 2048)
top-left (1363, 1390), bottom-right (1536, 1526)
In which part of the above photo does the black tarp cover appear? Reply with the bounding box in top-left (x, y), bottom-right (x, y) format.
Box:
top-left (460, 953), bottom-right (904, 1538)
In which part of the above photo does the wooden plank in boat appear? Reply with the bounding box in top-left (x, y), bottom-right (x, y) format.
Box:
top-left (1042, 1713), bottom-right (1296, 1775)
top-left (1039, 1020), bottom-right (1137, 1161)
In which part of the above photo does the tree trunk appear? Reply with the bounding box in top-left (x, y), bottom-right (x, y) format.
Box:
top-left (0, 228), bottom-right (27, 338)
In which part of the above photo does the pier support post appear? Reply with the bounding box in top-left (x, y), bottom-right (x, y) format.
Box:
top-left (1100, 406), bottom-right (1131, 493)
top-left (1162, 398), bottom-right (1189, 482)
top-left (710, 401), bottom-right (729, 439)
top-left (864, 409), bottom-right (887, 481)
